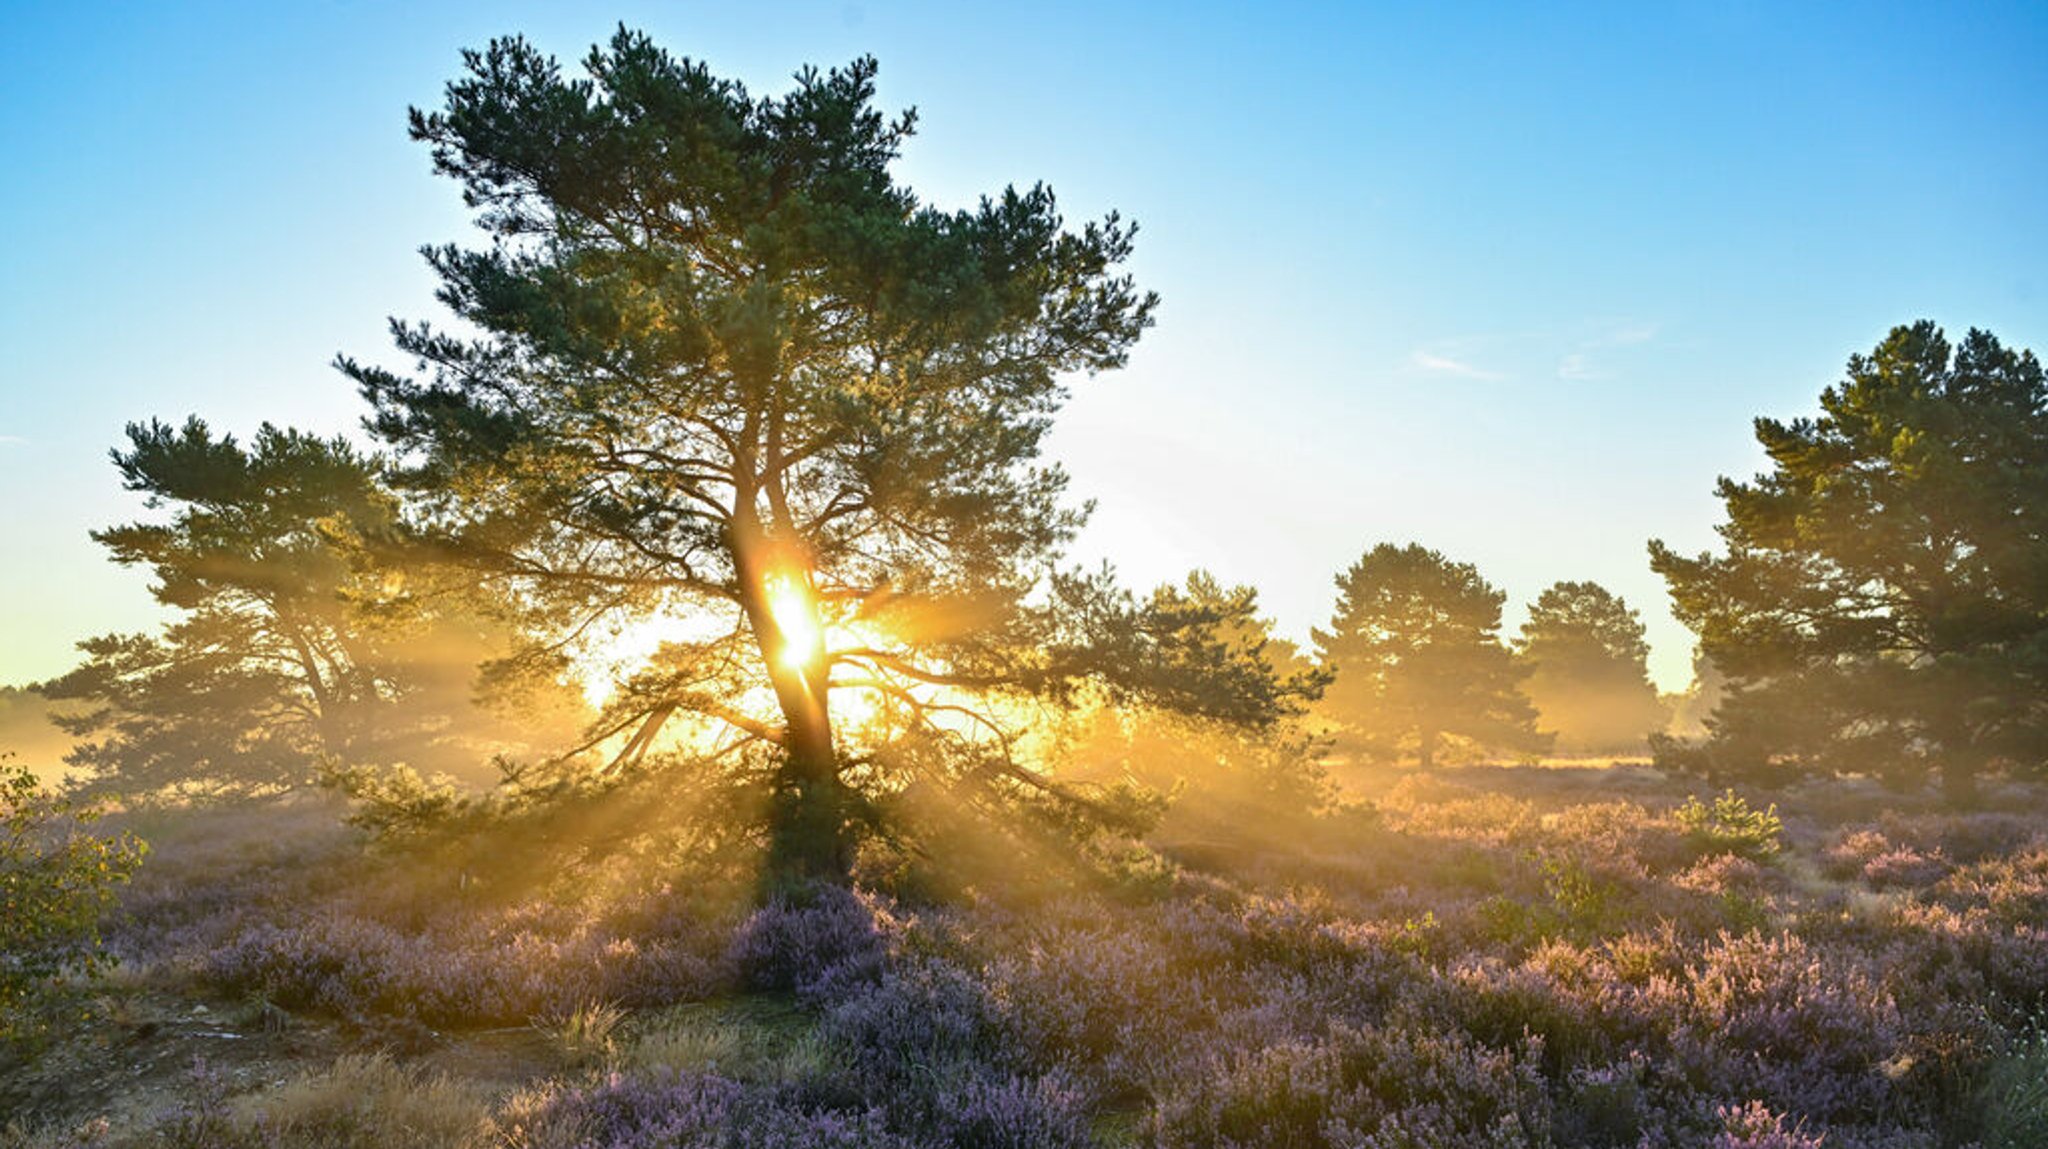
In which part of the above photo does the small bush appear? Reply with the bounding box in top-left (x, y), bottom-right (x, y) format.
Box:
top-left (0, 756), bottom-right (147, 1045)
top-left (728, 884), bottom-right (889, 1002)
top-left (1677, 790), bottom-right (1783, 863)
top-left (496, 1069), bottom-right (919, 1149)
top-left (1711, 1101), bottom-right (1825, 1149)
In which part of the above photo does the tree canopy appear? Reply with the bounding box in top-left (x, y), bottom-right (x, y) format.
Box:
top-left (1312, 543), bottom-right (1548, 768)
top-left (343, 31), bottom-right (1302, 883)
top-left (1650, 322), bottom-right (2048, 797)
top-left (42, 419), bottom-right (573, 798)
top-left (1514, 581), bottom-right (1667, 753)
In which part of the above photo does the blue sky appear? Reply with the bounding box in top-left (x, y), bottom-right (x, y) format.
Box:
top-left (4, 1), bottom-right (2045, 690)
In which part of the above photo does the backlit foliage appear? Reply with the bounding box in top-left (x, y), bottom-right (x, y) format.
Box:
top-left (341, 32), bottom-right (1303, 882)
top-left (1652, 322), bottom-right (2048, 797)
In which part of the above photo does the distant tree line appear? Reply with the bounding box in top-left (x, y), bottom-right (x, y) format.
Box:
top-left (1307, 545), bottom-right (1670, 768)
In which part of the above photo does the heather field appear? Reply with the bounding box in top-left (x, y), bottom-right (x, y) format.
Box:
top-left (6, 763), bottom-right (2048, 1148)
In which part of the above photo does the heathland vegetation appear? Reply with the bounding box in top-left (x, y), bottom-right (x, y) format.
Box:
top-left (4, 30), bottom-right (2045, 1148)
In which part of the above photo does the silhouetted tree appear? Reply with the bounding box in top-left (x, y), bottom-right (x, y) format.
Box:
top-left (1650, 322), bottom-right (2048, 800)
top-left (1514, 581), bottom-right (1668, 753)
top-left (43, 420), bottom-right (571, 798)
top-left (1313, 543), bottom-right (1548, 768)
top-left (344, 33), bottom-right (1298, 885)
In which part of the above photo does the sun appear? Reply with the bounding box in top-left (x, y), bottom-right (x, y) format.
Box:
top-left (763, 572), bottom-right (825, 675)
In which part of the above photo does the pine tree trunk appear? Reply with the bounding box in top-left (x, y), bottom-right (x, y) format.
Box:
top-left (762, 662), bottom-right (851, 889)
top-left (1417, 727), bottom-right (1437, 770)
top-left (734, 528), bottom-right (853, 892)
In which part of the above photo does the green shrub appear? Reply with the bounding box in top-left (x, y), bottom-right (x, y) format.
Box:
top-left (0, 756), bottom-right (147, 1045)
top-left (1675, 789), bottom-right (1782, 863)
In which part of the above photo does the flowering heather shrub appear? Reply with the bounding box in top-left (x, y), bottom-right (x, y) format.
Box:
top-left (1820, 826), bottom-right (1954, 890)
top-left (1935, 846), bottom-right (2048, 927)
top-left (1537, 800), bottom-right (1689, 876)
top-left (1711, 1101), bottom-right (1826, 1149)
top-left (57, 769), bottom-right (2048, 1148)
top-left (929, 1070), bottom-right (1094, 1149)
top-left (1384, 789), bottom-right (1541, 848)
top-left (1674, 853), bottom-right (1777, 897)
top-left (1148, 1024), bottom-right (1551, 1148)
top-left (974, 903), bottom-right (1269, 1095)
top-left (1676, 931), bottom-right (1905, 1121)
top-left (196, 905), bottom-right (730, 1026)
top-left (1555, 1054), bottom-right (1671, 1148)
top-left (497, 1070), bottom-right (921, 1149)
top-left (1879, 810), bottom-right (2042, 865)
top-left (816, 952), bottom-right (1015, 1084)
top-left (1861, 847), bottom-right (1950, 890)
top-left (1822, 828), bottom-right (1892, 880)
top-left (728, 884), bottom-right (893, 1003)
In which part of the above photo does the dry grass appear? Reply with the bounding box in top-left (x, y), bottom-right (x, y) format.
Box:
top-left (236, 1054), bottom-right (496, 1148)
top-left (529, 999), bottom-right (625, 1070)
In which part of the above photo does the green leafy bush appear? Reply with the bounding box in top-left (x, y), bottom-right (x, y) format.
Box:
top-left (1676, 790), bottom-right (1782, 862)
top-left (1, 755), bottom-right (147, 1042)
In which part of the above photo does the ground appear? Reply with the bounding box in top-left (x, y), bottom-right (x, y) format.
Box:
top-left (5, 761), bottom-right (2047, 1147)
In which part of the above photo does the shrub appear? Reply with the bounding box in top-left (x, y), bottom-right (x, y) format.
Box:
top-left (0, 757), bottom-right (147, 1044)
top-left (930, 1071), bottom-right (1094, 1149)
top-left (496, 1069), bottom-right (920, 1149)
top-left (728, 884), bottom-right (890, 1002)
top-left (1149, 1024), bottom-right (1551, 1148)
top-left (1676, 791), bottom-right (1783, 862)
top-left (1712, 1101), bottom-right (1826, 1149)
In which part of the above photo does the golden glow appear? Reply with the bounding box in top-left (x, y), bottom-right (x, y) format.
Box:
top-left (764, 573), bottom-right (825, 675)
top-left (574, 614), bottom-right (702, 706)
top-left (567, 574), bottom-right (907, 744)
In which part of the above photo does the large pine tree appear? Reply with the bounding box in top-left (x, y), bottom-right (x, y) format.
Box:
top-left (345, 32), bottom-right (1298, 883)
top-left (1651, 322), bottom-right (2048, 798)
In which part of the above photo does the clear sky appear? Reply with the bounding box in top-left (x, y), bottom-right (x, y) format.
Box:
top-left (4, 1), bottom-right (2045, 692)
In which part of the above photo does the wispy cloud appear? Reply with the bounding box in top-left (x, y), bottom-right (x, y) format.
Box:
top-left (1409, 350), bottom-right (1505, 381)
top-left (1556, 353), bottom-right (1602, 381)
top-left (1555, 321), bottom-right (1660, 380)
top-left (0, 435), bottom-right (27, 447)
top-left (1598, 322), bottom-right (1659, 347)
